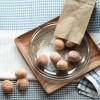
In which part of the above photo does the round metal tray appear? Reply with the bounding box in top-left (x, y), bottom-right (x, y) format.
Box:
top-left (29, 22), bottom-right (90, 80)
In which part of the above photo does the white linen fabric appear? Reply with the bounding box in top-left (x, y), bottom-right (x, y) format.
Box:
top-left (0, 30), bottom-right (35, 80)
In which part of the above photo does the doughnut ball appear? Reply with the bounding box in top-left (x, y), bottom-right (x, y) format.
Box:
top-left (16, 78), bottom-right (29, 91)
top-left (15, 68), bottom-right (27, 79)
top-left (54, 38), bottom-right (65, 50)
top-left (68, 50), bottom-right (81, 62)
top-left (57, 59), bottom-right (68, 71)
top-left (50, 52), bottom-right (61, 63)
top-left (65, 41), bottom-right (75, 48)
top-left (1, 80), bottom-right (13, 93)
top-left (36, 54), bottom-right (48, 66)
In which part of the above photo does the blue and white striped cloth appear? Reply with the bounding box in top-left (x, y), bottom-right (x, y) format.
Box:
top-left (78, 33), bottom-right (100, 98)
top-left (78, 67), bottom-right (100, 98)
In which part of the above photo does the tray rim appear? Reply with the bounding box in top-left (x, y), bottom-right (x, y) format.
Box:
top-left (14, 16), bottom-right (100, 94)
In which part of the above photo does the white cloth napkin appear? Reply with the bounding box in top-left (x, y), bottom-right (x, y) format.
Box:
top-left (78, 33), bottom-right (100, 98)
top-left (0, 30), bottom-right (35, 80)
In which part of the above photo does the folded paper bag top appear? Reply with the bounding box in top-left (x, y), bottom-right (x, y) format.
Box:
top-left (54, 0), bottom-right (96, 45)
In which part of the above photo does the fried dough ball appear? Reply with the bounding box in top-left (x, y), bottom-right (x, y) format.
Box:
top-left (15, 68), bottom-right (27, 79)
top-left (68, 50), bottom-right (81, 62)
top-left (16, 78), bottom-right (29, 91)
top-left (57, 59), bottom-right (68, 71)
top-left (50, 52), bottom-right (61, 63)
top-left (1, 80), bottom-right (13, 93)
top-left (54, 38), bottom-right (65, 50)
top-left (36, 54), bottom-right (48, 66)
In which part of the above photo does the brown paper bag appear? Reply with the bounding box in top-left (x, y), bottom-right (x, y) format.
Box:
top-left (54, 0), bottom-right (96, 44)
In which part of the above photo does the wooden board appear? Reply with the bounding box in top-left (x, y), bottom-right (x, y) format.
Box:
top-left (15, 17), bottom-right (100, 94)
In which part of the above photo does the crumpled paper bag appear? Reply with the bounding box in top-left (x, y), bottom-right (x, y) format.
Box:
top-left (54, 0), bottom-right (96, 44)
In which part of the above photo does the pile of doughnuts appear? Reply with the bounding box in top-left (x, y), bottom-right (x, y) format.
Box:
top-left (1, 68), bottom-right (29, 94)
top-left (36, 38), bottom-right (82, 71)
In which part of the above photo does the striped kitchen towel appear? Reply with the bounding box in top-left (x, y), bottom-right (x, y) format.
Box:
top-left (78, 33), bottom-right (100, 98)
top-left (78, 67), bottom-right (100, 98)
